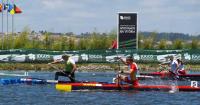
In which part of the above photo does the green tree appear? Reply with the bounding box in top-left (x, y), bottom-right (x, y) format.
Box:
top-left (138, 33), bottom-right (144, 49)
top-left (32, 39), bottom-right (43, 49)
top-left (140, 32), bottom-right (157, 49)
top-left (158, 39), bottom-right (167, 49)
top-left (60, 36), bottom-right (68, 50)
top-left (143, 38), bottom-right (154, 49)
top-left (43, 32), bottom-right (54, 50)
top-left (52, 41), bottom-right (62, 50)
top-left (87, 32), bottom-right (97, 50)
top-left (14, 27), bottom-right (30, 49)
top-left (68, 37), bottom-right (75, 50)
top-left (173, 39), bottom-right (183, 49)
top-left (102, 35), bottom-right (111, 49)
top-left (108, 29), bottom-right (117, 40)
top-left (5, 34), bottom-right (14, 49)
top-left (190, 39), bottom-right (199, 49)
top-left (77, 37), bottom-right (88, 50)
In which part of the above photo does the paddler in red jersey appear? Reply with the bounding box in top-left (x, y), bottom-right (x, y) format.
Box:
top-left (116, 56), bottom-right (139, 86)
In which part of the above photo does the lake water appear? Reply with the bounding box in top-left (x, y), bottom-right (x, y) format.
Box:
top-left (1, 71), bottom-right (200, 105)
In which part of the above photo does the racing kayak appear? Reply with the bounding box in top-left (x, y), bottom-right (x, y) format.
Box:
top-left (140, 72), bottom-right (200, 81)
top-left (0, 72), bottom-right (28, 77)
top-left (0, 78), bottom-right (58, 85)
top-left (2, 78), bottom-right (200, 92)
top-left (56, 81), bottom-right (200, 92)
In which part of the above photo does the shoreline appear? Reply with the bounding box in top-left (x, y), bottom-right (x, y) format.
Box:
top-left (0, 63), bottom-right (199, 72)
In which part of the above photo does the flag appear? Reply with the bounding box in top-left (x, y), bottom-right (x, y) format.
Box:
top-left (10, 8), bottom-right (15, 15)
top-left (3, 4), bottom-right (8, 10)
top-left (6, 4), bottom-right (15, 15)
top-left (7, 4), bottom-right (13, 12)
top-left (0, 4), bottom-right (2, 12)
top-left (14, 4), bottom-right (22, 14)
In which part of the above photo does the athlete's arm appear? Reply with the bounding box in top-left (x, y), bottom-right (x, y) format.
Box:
top-left (71, 64), bottom-right (77, 74)
top-left (175, 61), bottom-right (179, 74)
top-left (118, 58), bottom-right (128, 65)
top-left (70, 59), bottom-right (77, 74)
top-left (123, 70), bottom-right (130, 74)
top-left (48, 59), bottom-right (63, 64)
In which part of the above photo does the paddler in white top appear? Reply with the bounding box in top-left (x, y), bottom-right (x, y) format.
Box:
top-left (49, 54), bottom-right (77, 82)
top-left (169, 56), bottom-right (178, 74)
top-left (160, 56), bottom-right (179, 78)
top-left (166, 56), bottom-right (179, 78)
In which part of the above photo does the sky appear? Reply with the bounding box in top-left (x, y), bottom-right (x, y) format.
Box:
top-left (2, 0), bottom-right (200, 35)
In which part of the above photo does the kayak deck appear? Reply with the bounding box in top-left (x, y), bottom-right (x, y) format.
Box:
top-left (56, 81), bottom-right (200, 92)
top-left (139, 72), bottom-right (200, 81)
top-left (2, 78), bottom-right (200, 92)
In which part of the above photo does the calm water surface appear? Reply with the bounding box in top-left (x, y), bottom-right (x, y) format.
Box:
top-left (1, 71), bottom-right (200, 105)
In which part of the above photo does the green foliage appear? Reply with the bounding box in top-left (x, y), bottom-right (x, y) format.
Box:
top-left (68, 37), bottom-right (75, 50)
top-left (43, 32), bottom-right (53, 50)
top-left (0, 27), bottom-right (199, 50)
top-left (191, 39), bottom-right (199, 49)
top-left (142, 37), bottom-right (154, 49)
top-left (108, 28), bottom-right (117, 40)
top-left (173, 39), bottom-right (183, 49)
top-left (158, 39), bottom-right (167, 49)
top-left (139, 32), bottom-right (157, 49)
top-left (32, 40), bottom-right (43, 49)
top-left (60, 36), bottom-right (68, 50)
top-left (14, 27), bottom-right (30, 49)
top-left (138, 33), bottom-right (144, 49)
top-left (77, 38), bottom-right (88, 50)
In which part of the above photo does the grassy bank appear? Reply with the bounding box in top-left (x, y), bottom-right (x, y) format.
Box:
top-left (0, 63), bottom-right (199, 72)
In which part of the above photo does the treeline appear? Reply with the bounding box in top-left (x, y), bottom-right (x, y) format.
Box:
top-left (0, 28), bottom-right (116, 51)
top-left (138, 32), bottom-right (200, 49)
top-left (0, 27), bottom-right (199, 50)
top-left (141, 32), bottom-right (200, 41)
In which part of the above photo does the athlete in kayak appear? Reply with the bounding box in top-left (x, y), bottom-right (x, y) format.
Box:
top-left (49, 54), bottom-right (77, 82)
top-left (169, 56), bottom-right (179, 76)
top-left (115, 56), bottom-right (139, 86)
top-left (160, 56), bottom-right (179, 78)
top-left (176, 59), bottom-right (186, 75)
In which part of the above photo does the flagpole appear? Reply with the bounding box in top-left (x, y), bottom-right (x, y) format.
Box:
top-left (6, 0), bottom-right (8, 49)
top-left (12, 0), bottom-right (14, 49)
top-left (1, 0), bottom-right (4, 49)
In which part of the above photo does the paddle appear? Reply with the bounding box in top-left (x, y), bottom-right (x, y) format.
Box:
top-left (168, 71), bottom-right (179, 80)
top-left (48, 64), bottom-right (76, 82)
top-left (114, 50), bottom-right (124, 90)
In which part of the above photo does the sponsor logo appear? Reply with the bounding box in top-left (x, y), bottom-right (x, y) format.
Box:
top-left (88, 55), bottom-right (103, 59)
top-left (120, 16), bottom-right (131, 20)
top-left (191, 81), bottom-right (198, 88)
top-left (140, 55), bottom-right (155, 61)
top-left (36, 54), bottom-right (51, 61)
top-left (191, 55), bottom-right (200, 61)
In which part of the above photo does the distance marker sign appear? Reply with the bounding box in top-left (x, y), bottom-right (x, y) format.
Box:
top-left (118, 13), bottom-right (137, 49)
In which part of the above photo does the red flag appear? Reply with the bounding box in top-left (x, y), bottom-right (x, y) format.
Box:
top-left (14, 4), bottom-right (22, 14)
